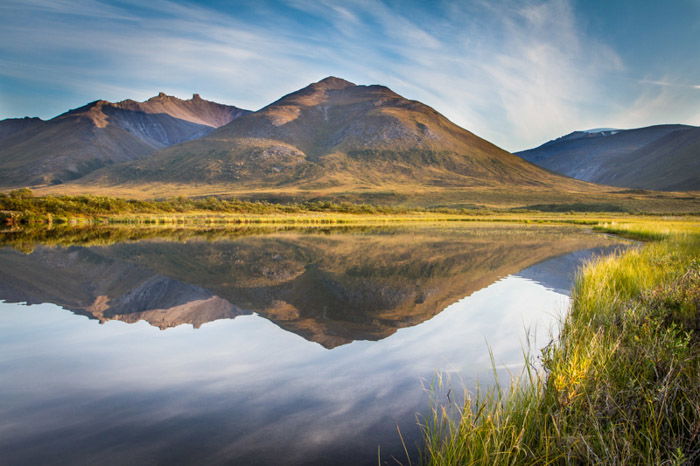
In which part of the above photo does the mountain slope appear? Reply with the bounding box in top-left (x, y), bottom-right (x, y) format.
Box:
top-left (516, 125), bottom-right (700, 191)
top-left (76, 77), bottom-right (596, 195)
top-left (0, 117), bottom-right (45, 142)
top-left (595, 126), bottom-right (700, 191)
top-left (0, 94), bottom-right (249, 187)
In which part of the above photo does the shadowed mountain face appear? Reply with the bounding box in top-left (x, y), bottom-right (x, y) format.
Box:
top-left (0, 117), bottom-right (45, 142)
top-left (516, 125), bottom-right (700, 191)
top-left (0, 226), bottom-right (620, 348)
top-left (0, 94), bottom-right (249, 187)
top-left (75, 77), bottom-right (595, 193)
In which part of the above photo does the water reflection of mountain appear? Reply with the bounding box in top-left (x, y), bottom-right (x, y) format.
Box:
top-left (514, 245), bottom-right (630, 294)
top-left (0, 226), bottom-right (621, 348)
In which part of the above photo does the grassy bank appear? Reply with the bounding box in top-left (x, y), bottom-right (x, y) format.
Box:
top-left (31, 179), bottom-right (700, 214)
top-left (3, 190), bottom-right (699, 228)
top-left (423, 225), bottom-right (700, 464)
top-left (0, 188), bottom-right (409, 222)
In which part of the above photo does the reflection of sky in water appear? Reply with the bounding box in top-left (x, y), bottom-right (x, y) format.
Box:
top-left (0, 253), bottom-right (584, 465)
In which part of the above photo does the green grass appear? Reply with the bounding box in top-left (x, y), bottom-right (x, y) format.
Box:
top-left (592, 220), bottom-right (700, 241)
top-left (423, 224), bottom-right (700, 465)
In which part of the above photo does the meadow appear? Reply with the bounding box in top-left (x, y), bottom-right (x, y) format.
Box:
top-left (2, 189), bottom-right (699, 228)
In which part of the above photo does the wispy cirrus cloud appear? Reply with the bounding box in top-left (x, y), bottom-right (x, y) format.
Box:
top-left (608, 77), bottom-right (700, 129)
top-left (0, 0), bottom-right (697, 150)
top-left (639, 79), bottom-right (700, 90)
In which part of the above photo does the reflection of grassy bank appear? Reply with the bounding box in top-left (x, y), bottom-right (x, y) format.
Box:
top-left (423, 224), bottom-right (700, 464)
top-left (0, 222), bottom-right (618, 253)
top-left (1, 224), bottom-right (443, 252)
top-left (0, 216), bottom-right (700, 252)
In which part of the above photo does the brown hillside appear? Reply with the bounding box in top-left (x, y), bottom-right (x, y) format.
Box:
top-left (0, 95), bottom-right (249, 187)
top-left (73, 77), bottom-right (599, 195)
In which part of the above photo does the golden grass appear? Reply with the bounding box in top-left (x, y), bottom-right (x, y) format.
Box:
top-left (28, 182), bottom-right (700, 213)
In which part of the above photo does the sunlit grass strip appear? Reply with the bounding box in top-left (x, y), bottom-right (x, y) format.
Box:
top-left (4, 188), bottom-right (699, 227)
top-left (423, 225), bottom-right (700, 465)
top-left (593, 220), bottom-right (700, 241)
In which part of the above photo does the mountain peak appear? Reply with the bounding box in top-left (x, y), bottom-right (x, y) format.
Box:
top-left (57, 100), bottom-right (112, 127)
top-left (146, 92), bottom-right (177, 102)
top-left (312, 76), bottom-right (356, 90)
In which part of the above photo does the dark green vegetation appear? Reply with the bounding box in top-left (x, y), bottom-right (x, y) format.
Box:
top-left (0, 189), bottom-right (409, 225)
top-left (423, 223), bottom-right (700, 464)
top-left (516, 125), bottom-right (700, 191)
top-left (0, 94), bottom-right (248, 187)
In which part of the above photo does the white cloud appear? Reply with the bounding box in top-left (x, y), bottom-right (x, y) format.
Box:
top-left (3, 0), bottom-right (693, 150)
top-left (609, 79), bottom-right (700, 128)
top-left (0, 0), bottom-right (138, 20)
top-left (640, 79), bottom-right (700, 90)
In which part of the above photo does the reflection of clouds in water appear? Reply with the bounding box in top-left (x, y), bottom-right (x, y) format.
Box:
top-left (0, 272), bottom-right (569, 465)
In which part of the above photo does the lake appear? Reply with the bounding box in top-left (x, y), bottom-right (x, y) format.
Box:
top-left (0, 224), bottom-right (626, 465)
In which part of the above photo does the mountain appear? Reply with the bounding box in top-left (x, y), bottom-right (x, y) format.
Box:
top-left (71, 77), bottom-right (597, 198)
top-left (0, 117), bottom-right (45, 142)
top-left (0, 94), bottom-right (249, 187)
top-left (0, 245), bottom-right (250, 330)
top-left (0, 226), bottom-right (619, 348)
top-left (516, 124), bottom-right (700, 191)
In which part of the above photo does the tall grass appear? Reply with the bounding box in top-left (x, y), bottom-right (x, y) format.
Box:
top-left (423, 226), bottom-right (700, 465)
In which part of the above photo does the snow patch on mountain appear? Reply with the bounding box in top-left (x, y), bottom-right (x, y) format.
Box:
top-left (581, 128), bottom-right (620, 135)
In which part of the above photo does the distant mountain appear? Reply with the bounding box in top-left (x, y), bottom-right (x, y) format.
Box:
top-left (75, 77), bottom-right (594, 195)
top-left (516, 124), bottom-right (700, 191)
top-left (0, 94), bottom-right (249, 187)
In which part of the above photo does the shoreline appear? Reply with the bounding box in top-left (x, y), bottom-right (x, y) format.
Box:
top-left (423, 223), bottom-right (700, 464)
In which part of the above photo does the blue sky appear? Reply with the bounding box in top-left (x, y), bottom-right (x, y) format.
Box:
top-left (1, 0), bottom-right (699, 151)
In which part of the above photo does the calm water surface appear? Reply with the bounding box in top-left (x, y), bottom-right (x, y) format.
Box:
top-left (0, 225), bottom-right (625, 465)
